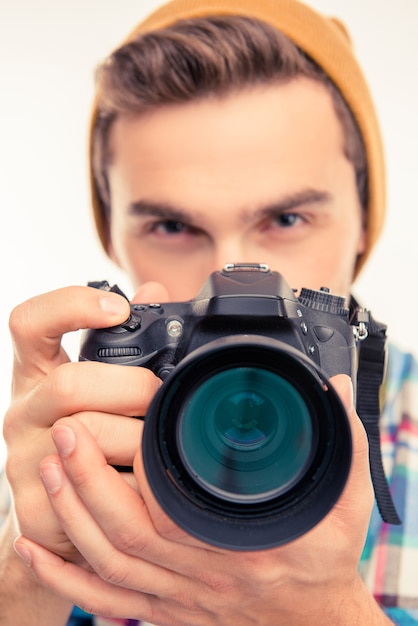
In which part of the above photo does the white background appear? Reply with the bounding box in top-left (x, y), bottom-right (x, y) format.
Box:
top-left (1, 0), bottom-right (417, 466)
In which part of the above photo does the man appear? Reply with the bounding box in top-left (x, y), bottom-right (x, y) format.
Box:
top-left (2, 0), bottom-right (417, 624)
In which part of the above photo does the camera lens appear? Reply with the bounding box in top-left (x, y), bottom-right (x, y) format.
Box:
top-left (143, 335), bottom-right (351, 550)
top-left (179, 367), bottom-right (313, 502)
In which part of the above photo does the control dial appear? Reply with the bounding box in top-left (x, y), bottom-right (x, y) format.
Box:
top-left (298, 287), bottom-right (348, 316)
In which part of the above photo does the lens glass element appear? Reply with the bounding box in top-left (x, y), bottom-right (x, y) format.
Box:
top-left (178, 366), bottom-right (313, 502)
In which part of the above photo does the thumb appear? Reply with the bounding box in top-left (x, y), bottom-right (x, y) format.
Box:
top-left (329, 374), bottom-right (368, 457)
top-left (131, 281), bottom-right (170, 305)
top-left (329, 374), bottom-right (373, 519)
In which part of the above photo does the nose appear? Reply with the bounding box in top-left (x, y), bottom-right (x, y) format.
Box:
top-left (211, 236), bottom-right (258, 273)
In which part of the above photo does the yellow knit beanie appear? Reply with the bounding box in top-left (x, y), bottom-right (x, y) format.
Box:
top-left (89, 0), bottom-right (385, 276)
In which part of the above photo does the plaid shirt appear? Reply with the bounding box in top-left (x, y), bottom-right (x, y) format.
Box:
top-left (359, 344), bottom-right (418, 624)
top-left (1, 345), bottom-right (417, 625)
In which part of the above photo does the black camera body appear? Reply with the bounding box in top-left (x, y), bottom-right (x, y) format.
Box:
top-left (81, 263), bottom-right (357, 382)
top-left (80, 264), bottom-right (364, 550)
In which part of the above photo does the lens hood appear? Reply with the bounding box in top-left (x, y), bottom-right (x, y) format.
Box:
top-left (142, 335), bottom-right (351, 550)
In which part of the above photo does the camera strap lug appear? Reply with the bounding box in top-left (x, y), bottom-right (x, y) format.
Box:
top-left (352, 308), bottom-right (370, 341)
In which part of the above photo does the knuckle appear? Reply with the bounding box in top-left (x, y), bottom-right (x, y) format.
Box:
top-left (4, 451), bottom-right (21, 485)
top-left (111, 518), bottom-right (151, 556)
top-left (95, 554), bottom-right (130, 586)
top-left (198, 568), bottom-right (235, 597)
top-left (47, 362), bottom-right (79, 401)
top-left (8, 297), bottom-right (43, 345)
top-left (66, 462), bottom-right (92, 492)
top-left (168, 587), bottom-right (201, 614)
top-left (150, 506), bottom-right (187, 543)
top-left (137, 367), bottom-right (162, 400)
top-left (8, 301), bottom-right (30, 340)
top-left (235, 551), bottom-right (281, 588)
top-left (154, 516), bottom-right (185, 542)
top-left (2, 402), bottom-right (20, 443)
top-left (3, 443), bottom-right (31, 489)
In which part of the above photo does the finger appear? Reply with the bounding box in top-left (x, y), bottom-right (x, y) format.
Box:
top-left (20, 533), bottom-right (238, 626)
top-left (24, 360), bottom-right (161, 427)
top-left (131, 281), bottom-right (170, 304)
top-left (13, 539), bottom-right (157, 622)
top-left (63, 412), bottom-right (142, 468)
top-left (10, 286), bottom-right (130, 396)
top-left (39, 453), bottom-right (183, 598)
top-left (48, 419), bottom-right (210, 573)
top-left (41, 423), bottom-right (196, 598)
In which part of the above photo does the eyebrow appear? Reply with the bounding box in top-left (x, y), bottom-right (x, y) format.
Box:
top-left (127, 188), bottom-right (332, 227)
top-left (251, 189), bottom-right (332, 222)
top-left (128, 200), bottom-right (199, 225)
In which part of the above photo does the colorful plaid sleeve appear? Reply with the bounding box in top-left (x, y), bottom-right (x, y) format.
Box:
top-left (360, 344), bottom-right (418, 623)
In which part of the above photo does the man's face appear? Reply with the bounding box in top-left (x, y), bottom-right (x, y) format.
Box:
top-left (107, 78), bottom-right (365, 301)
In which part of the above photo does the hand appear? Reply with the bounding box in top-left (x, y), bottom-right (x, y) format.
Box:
top-left (4, 283), bottom-right (162, 562)
top-left (14, 376), bottom-right (391, 625)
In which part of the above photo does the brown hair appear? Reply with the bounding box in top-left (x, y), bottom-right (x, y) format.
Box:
top-left (92, 15), bottom-right (366, 230)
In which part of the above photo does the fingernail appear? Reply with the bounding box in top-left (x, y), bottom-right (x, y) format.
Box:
top-left (52, 425), bottom-right (76, 457)
top-left (40, 462), bottom-right (63, 494)
top-left (14, 539), bottom-right (32, 567)
top-left (100, 294), bottom-right (128, 315)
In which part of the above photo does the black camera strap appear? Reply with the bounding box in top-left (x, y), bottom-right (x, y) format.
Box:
top-left (356, 311), bottom-right (401, 525)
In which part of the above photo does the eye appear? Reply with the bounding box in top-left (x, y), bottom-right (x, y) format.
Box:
top-left (156, 220), bottom-right (187, 234)
top-left (149, 220), bottom-right (194, 235)
top-left (274, 213), bottom-right (302, 228)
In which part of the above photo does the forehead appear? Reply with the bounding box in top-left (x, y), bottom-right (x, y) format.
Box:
top-left (107, 78), bottom-right (347, 214)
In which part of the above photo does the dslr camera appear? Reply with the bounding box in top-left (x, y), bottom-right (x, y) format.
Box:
top-left (80, 263), bottom-right (371, 549)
